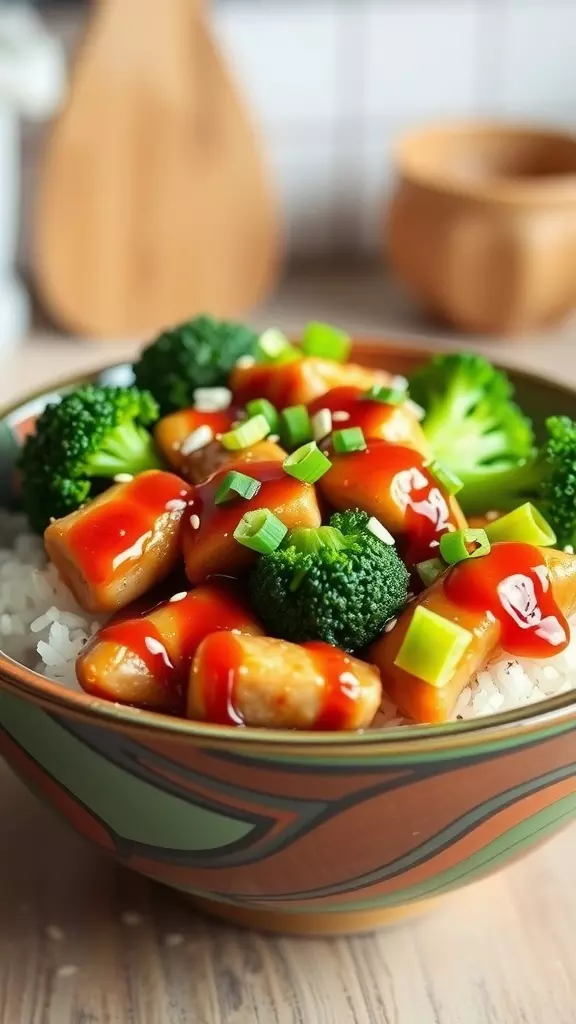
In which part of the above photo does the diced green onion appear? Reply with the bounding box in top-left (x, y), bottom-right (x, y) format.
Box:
top-left (233, 509), bottom-right (288, 553)
top-left (255, 328), bottom-right (301, 365)
top-left (416, 557), bottom-right (446, 587)
top-left (484, 503), bottom-right (556, 548)
top-left (300, 321), bottom-right (351, 362)
top-left (280, 405), bottom-right (312, 450)
top-left (363, 384), bottom-right (407, 405)
top-left (394, 605), bottom-right (473, 688)
top-left (332, 427), bottom-right (367, 454)
top-left (214, 471), bottom-right (261, 505)
top-left (283, 442), bottom-right (332, 483)
top-left (427, 460), bottom-right (463, 496)
top-left (220, 414), bottom-right (271, 451)
top-left (439, 528), bottom-right (491, 565)
top-left (246, 398), bottom-right (280, 433)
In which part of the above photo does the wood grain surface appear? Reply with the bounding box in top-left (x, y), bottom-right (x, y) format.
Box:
top-left (2, 271), bottom-right (576, 1023)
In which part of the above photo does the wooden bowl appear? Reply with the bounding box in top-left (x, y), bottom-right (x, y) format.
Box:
top-left (1, 343), bottom-right (576, 936)
top-left (385, 123), bottom-right (576, 335)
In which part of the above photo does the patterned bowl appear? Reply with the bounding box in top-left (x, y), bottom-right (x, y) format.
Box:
top-left (0, 343), bottom-right (576, 937)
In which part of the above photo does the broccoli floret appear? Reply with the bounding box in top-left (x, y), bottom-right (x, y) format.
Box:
top-left (19, 385), bottom-right (161, 533)
top-left (249, 509), bottom-right (410, 652)
top-left (133, 315), bottom-right (258, 414)
top-left (408, 353), bottom-right (534, 482)
top-left (458, 416), bottom-right (576, 548)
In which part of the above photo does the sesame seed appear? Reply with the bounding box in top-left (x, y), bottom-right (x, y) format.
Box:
top-left (180, 425), bottom-right (213, 456)
top-left (193, 387), bottom-right (232, 412)
top-left (169, 592), bottom-right (187, 603)
top-left (190, 514), bottom-right (200, 530)
top-left (485, 510), bottom-right (500, 522)
top-left (165, 498), bottom-right (187, 512)
top-left (113, 473), bottom-right (133, 483)
top-left (384, 618), bottom-right (397, 633)
top-left (235, 355), bottom-right (256, 369)
top-left (312, 408), bottom-right (332, 442)
top-left (268, 434), bottom-right (280, 443)
top-left (332, 411), bottom-right (350, 423)
top-left (367, 517), bottom-right (395, 545)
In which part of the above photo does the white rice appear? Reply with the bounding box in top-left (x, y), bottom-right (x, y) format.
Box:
top-left (0, 512), bottom-right (574, 724)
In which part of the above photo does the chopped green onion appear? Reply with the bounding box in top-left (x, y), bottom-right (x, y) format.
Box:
top-left (246, 398), bottom-right (280, 433)
top-left (255, 328), bottom-right (301, 365)
top-left (439, 528), bottom-right (491, 565)
top-left (280, 405), bottom-right (312, 450)
top-left (220, 414), bottom-right (271, 451)
top-left (214, 471), bottom-right (261, 504)
top-left (484, 503), bottom-right (556, 548)
top-left (300, 321), bottom-right (351, 362)
top-left (416, 557), bottom-right (446, 587)
top-left (427, 460), bottom-right (463, 496)
top-left (332, 427), bottom-right (367, 454)
top-left (283, 442), bottom-right (332, 483)
top-left (394, 605), bottom-right (473, 688)
top-left (363, 384), bottom-right (407, 405)
top-left (233, 509), bottom-right (288, 553)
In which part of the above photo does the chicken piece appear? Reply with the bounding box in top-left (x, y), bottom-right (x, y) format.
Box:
top-left (308, 386), bottom-right (430, 455)
top-left (180, 437), bottom-right (287, 486)
top-left (183, 460), bottom-right (321, 583)
top-left (319, 439), bottom-right (467, 566)
top-left (154, 408), bottom-right (236, 475)
top-left (230, 356), bottom-right (393, 411)
top-left (188, 633), bottom-right (381, 729)
top-left (45, 470), bottom-right (192, 614)
top-left (76, 583), bottom-right (263, 712)
top-left (370, 544), bottom-right (576, 724)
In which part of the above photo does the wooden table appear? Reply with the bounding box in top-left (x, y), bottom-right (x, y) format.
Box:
top-left (2, 268), bottom-right (576, 1024)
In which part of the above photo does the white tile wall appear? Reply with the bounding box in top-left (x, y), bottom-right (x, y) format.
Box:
top-left (21, 2), bottom-right (576, 266)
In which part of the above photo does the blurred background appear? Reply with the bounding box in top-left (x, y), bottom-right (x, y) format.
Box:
top-left (1, 0), bottom-right (575, 353)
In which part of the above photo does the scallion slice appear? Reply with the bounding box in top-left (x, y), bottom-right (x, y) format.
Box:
top-left (332, 427), bottom-right (367, 453)
top-left (245, 398), bottom-right (280, 433)
top-left (214, 471), bottom-right (261, 504)
top-left (394, 605), bottom-right (473, 687)
top-left (233, 509), bottom-right (288, 553)
top-left (484, 503), bottom-right (556, 547)
top-left (280, 405), bottom-right (312, 450)
top-left (300, 321), bottom-right (351, 362)
top-left (363, 384), bottom-right (407, 405)
top-left (427, 460), bottom-right (463, 496)
top-left (220, 413), bottom-right (270, 451)
top-left (283, 442), bottom-right (332, 483)
top-left (439, 528), bottom-right (491, 565)
top-left (255, 328), bottom-right (301, 365)
top-left (416, 557), bottom-right (446, 587)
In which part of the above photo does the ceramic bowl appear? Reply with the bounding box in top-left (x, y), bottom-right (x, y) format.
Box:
top-left (1, 343), bottom-right (576, 937)
top-left (386, 123), bottom-right (576, 335)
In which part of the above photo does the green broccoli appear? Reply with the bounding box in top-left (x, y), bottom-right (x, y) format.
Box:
top-left (458, 416), bottom-right (576, 548)
top-left (249, 509), bottom-right (410, 652)
top-left (133, 315), bottom-right (258, 414)
top-left (20, 385), bottom-right (162, 533)
top-left (408, 353), bottom-right (534, 483)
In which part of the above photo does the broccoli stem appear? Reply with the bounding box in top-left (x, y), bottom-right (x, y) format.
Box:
top-left (458, 454), bottom-right (546, 516)
top-left (83, 423), bottom-right (163, 478)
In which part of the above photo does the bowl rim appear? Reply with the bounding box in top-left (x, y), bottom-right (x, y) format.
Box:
top-left (393, 119), bottom-right (576, 205)
top-left (2, 341), bottom-right (576, 753)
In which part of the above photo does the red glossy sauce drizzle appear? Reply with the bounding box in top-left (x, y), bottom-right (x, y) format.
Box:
top-left (200, 631), bottom-right (245, 726)
top-left (444, 542), bottom-right (569, 658)
top-left (309, 386), bottom-right (400, 441)
top-left (66, 471), bottom-right (191, 584)
top-left (184, 460), bottom-right (306, 549)
top-left (304, 641), bottom-right (361, 730)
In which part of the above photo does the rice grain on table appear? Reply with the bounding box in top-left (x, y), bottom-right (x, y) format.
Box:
top-left (0, 513), bottom-right (574, 723)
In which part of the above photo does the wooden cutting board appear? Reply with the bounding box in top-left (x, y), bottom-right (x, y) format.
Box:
top-left (33, 0), bottom-right (281, 339)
